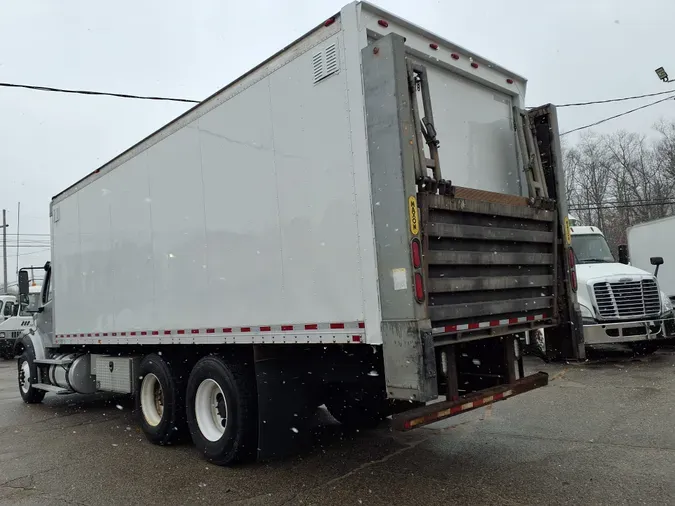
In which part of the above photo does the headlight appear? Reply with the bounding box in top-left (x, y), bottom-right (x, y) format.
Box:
top-left (579, 304), bottom-right (594, 319)
top-left (0, 332), bottom-right (5, 338)
top-left (661, 292), bottom-right (673, 313)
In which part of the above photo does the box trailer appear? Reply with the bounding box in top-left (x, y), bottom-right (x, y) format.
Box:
top-left (16, 1), bottom-right (582, 465)
top-left (627, 216), bottom-right (675, 300)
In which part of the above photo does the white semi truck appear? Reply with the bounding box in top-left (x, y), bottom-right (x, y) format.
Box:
top-left (571, 223), bottom-right (674, 352)
top-left (16, 2), bottom-right (582, 465)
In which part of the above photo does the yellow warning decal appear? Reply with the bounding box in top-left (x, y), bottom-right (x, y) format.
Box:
top-left (408, 196), bottom-right (419, 235)
top-left (564, 216), bottom-right (572, 245)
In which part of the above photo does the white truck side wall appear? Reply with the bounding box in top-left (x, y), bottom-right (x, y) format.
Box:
top-left (53, 25), bottom-right (373, 343)
top-left (628, 216), bottom-right (675, 298)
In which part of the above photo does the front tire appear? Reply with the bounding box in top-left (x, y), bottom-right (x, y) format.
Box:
top-left (18, 351), bottom-right (45, 404)
top-left (136, 354), bottom-right (187, 445)
top-left (186, 355), bottom-right (257, 466)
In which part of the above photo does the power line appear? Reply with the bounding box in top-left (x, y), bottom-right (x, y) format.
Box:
top-left (560, 93), bottom-right (675, 136)
top-left (0, 82), bottom-right (200, 104)
top-left (555, 89), bottom-right (675, 108)
top-left (570, 201), bottom-right (675, 211)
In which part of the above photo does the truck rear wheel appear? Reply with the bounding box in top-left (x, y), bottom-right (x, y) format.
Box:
top-left (186, 356), bottom-right (257, 466)
top-left (18, 351), bottom-right (45, 404)
top-left (136, 354), bottom-right (187, 445)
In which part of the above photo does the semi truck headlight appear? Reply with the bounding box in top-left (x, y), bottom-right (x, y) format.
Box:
top-left (579, 304), bottom-right (594, 319)
top-left (661, 292), bottom-right (673, 313)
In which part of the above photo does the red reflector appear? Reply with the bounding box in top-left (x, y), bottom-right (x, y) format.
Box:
top-left (509, 317), bottom-right (519, 324)
top-left (305, 324), bottom-right (318, 330)
top-left (468, 322), bottom-right (480, 330)
top-left (241, 327), bottom-right (251, 332)
top-left (330, 323), bottom-right (345, 329)
top-left (191, 329), bottom-right (199, 334)
top-left (206, 328), bottom-right (215, 334)
top-left (569, 248), bottom-right (578, 292)
top-left (222, 328), bottom-right (232, 333)
top-left (526, 315), bottom-right (535, 321)
top-left (445, 325), bottom-right (457, 333)
top-left (103, 333), bottom-right (108, 337)
top-left (411, 239), bottom-right (422, 268)
top-left (414, 273), bottom-right (425, 302)
top-left (377, 19), bottom-right (388, 27)
top-left (164, 330), bottom-right (171, 335)
top-left (260, 326), bottom-right (271, 332)
top-left (506, 78), bottom-right (514, 84)
top-left (324, 16), bottom-right (336, 27)
top-left (490, 320), bottom-right (500, 327)
top-left (95, 333), bottom-right (100, 337)
top-left (451, 53), bottom-right (459, 60)
top-left (177, 330), bottom-right (185, 335)
top-left (429, 43), bottom-right (438, 50)
top-left (352, 335), bottom-right (361, 342)
top-left (129, 332), bottom-right (135, 336)
top-left (471, 62), bottom-right (479, 69)
top-left (112, 333), bottom-right (117, 337)
top-left (358, 322), bottom-right (365, 329)
top-left (281, 325), bottom-right (293, 331)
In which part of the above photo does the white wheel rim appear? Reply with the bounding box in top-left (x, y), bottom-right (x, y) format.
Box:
top-left (19, 360), bottom-right (31, 394)
top-left (140, 373), bottom-right (164, 427)
top-left (195, 379), bottom-right (227, 442)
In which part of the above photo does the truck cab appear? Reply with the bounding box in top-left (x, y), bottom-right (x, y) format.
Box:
top-left (571, 223), bottom-right (674, 350)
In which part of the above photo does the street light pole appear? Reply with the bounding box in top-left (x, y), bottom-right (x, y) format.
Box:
top-left (2, 209), bottom-right (7, 294)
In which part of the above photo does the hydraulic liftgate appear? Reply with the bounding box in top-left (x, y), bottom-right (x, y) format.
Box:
top-left (363, 33), bottom-right (582, 429)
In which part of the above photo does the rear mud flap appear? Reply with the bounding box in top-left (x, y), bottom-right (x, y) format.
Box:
top-left (254, 346), bottom-right (315, 461)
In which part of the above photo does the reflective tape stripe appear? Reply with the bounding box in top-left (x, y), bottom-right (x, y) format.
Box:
top-left (431, 314), bottom-right (549, 335)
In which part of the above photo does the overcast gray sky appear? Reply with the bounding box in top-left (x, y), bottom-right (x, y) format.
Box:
top-left (1, 0), bottom-right (674, 284)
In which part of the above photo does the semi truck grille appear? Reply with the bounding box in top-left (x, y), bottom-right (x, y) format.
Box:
top-left (593, 279), bottom-right (661, 319)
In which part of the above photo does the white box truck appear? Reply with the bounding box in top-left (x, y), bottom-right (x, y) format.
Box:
top-left (15, 2), bottom-right (582, 465)
top-left (627, 216), bottom-right (675, 300)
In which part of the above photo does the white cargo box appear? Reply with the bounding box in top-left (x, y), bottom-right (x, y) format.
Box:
top-left (50, 2), bottom-right (528, 349)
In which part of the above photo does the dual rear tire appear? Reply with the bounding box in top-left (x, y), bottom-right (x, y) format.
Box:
top-left (137, 354), bottom-right (257, 466)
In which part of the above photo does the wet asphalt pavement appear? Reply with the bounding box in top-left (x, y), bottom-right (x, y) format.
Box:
top-left (1, 348), bottom-right (675, 505)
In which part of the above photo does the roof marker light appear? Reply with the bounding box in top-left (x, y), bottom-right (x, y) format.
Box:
top-left (471, 62), bottom-right (479, 69)
top-left (324, 17), bottom-right (336, 27)
top-left (377, 19), bottom-right (389, 27)
top-left (429, 43), bottom-right (439, 50)
top-left (451, 53), bottom-right (459, 60)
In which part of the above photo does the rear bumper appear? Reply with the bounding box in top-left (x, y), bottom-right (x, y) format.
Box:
top-left (583, 317), bottom-right (675, 345)
top-left (392, 372), bottom-right (548, 431)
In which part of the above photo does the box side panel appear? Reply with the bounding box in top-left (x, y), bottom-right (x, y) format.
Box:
top-left (628, 218), bottom-right (675, 298)
top-left (53, 30), bottom-right (367, 341)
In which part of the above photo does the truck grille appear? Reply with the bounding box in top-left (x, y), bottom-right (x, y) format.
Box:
top-left (593, 279), bottom-right (661, 319)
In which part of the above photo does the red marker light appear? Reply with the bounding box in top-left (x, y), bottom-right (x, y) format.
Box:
top-left (471, 62), bottom-right (479, 69)
top-left (411, 238), bottom-right (422, 268)
top-left (414, 273), bottom-right (425, 302)
top-left (450, 53), bottom-right (459, 60)
top-left (377, 19), bottom-right (389, 27)
top-left (506, 78), bottom-right (514, 84)
top-left (429, 43), bottom-right (439, 50)
top-left (324, 17), bottom-right (336, 27)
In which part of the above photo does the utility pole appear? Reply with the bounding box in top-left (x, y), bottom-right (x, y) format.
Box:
top-left (2, 209), bottom-right (7, 294)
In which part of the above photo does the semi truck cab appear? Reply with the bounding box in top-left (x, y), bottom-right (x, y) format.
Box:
top-left (571, 224), bottom-right (674, 350)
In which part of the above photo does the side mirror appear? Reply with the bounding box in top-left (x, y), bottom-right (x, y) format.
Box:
top-left (618, 245), bottom-right (629, 265)
top-left (650, 257), bottom-right (664, 266)
top-left (18, 270), bottom-right (29, 306)
top-left (651, 256), bottom-right (664, 277)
